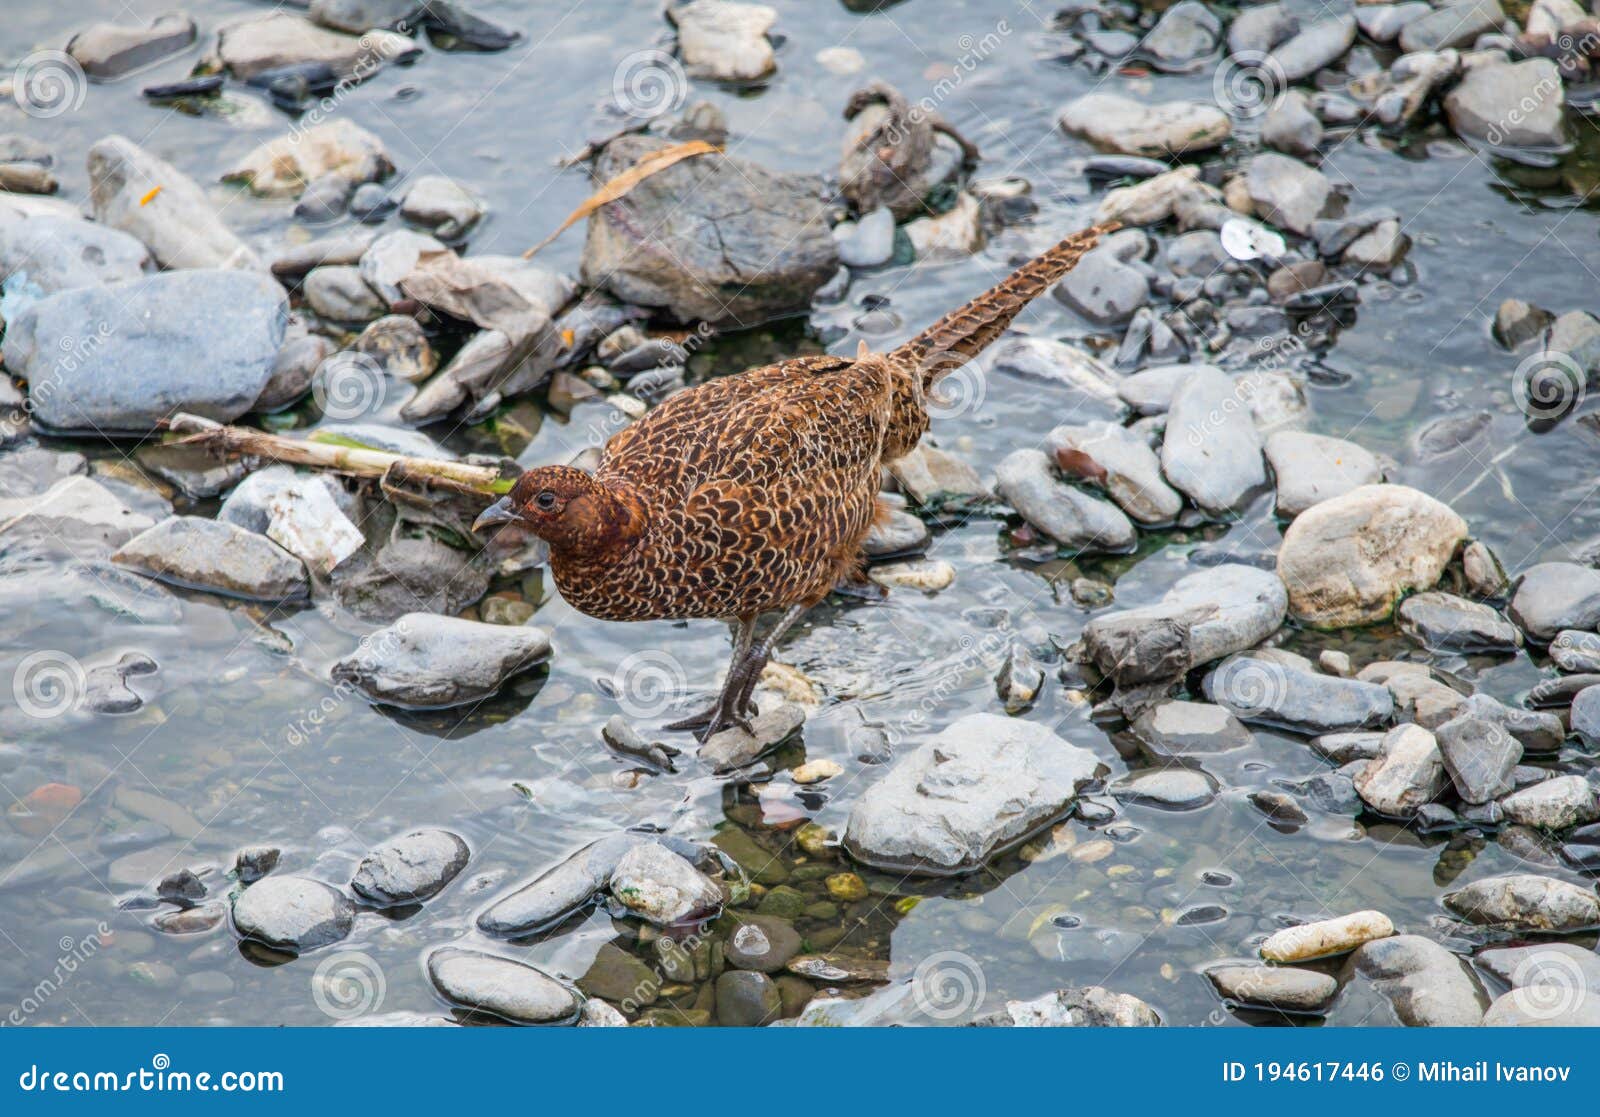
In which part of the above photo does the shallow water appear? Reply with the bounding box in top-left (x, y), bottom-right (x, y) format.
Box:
top-left (2, 0), bottom-right (1598, 1026)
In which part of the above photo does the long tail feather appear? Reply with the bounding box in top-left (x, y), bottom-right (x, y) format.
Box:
top-left (891, 220), bottom-right (1118, 388)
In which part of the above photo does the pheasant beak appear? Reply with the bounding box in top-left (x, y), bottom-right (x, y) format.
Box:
top-left (472, 496), bottom-right (520, 534)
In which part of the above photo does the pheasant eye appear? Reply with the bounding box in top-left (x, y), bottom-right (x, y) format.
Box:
top-left (534, 490), bottom-right (558, 511)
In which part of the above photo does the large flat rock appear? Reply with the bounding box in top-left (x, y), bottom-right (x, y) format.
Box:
top-left (844, 714), bottom-right (1102, 875)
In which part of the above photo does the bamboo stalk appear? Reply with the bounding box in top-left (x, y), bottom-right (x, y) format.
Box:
top-left (165, 413), bottom-right (516, 496)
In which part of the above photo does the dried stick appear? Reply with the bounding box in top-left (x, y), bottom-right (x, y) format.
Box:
top-left (165, 413), bottom-right (515, 496)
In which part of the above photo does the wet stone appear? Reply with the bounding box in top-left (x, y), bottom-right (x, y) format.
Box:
top-left (1206, 656), bottom-right (1393, 735)
top-left (1402, 0), bottom-right (1503, 52)
top-left (330, 613), bottom-right (551, 709)
top-left (1573, 685), bottom-right (1600, 747)
top-left (68, 14), bottom-right (197, 79)
top-left (1263, 88), bottom-right (1325, 159)
top-left (1500, 776), bottom-right (1599, 832)
top-left (1052, 250), bottom-right (1150, 327)
top-left (970, 986), bottom-right (1160, 1028)
top-left (428, 947), bottom-right (581, 1025)
top-left (844, 713), bottom-right (1102, 875)
top-left (233, 846), bottom-right (280, 883)
top-left (1337, 935), bottom-right (1487, 1026)
top-left (1528, 673), bottom-right (1600, 709)
top-left (1082, 564), bottom-right (1287, 685)
top-left (1131, 701), bottom-right (1253, 758)
top-left (1353, 724), bottom-right (1446, 817)
top-left (1551, 630), bottom-right (1600, 673)
top-left (785, 952), bottom-right (889, 984)
top-left (1444, 874), bottom-right (1600, 932)
top-left (716, 970), bottom-right (782, 1026)
top-left (1457, 692), bottom-right (1564, 754)
top-left (581, 135), bottom-right (837, 327)
top-left (1110, 767), bottom-right (1219, 811)
top-left (4, 270), bottom-right (286, 433)
top-left (1207, 964), bottom-right (1335, 1012)
top-left (608, 841), bottom-right (724, 926)
top-left (1265, 15), bottom-right (1357, 81)
top-left (1509, 563), bottom-right (1600, 642)
top-left (153, 902), bottom-right (227, 936)
top-left (1445, 59), bottom-right (1565, 147)
top-left (1159, 365), bottom-right (1267, 515)
top-left (994, 448), bottom-right (1136, 552)
top-left (724, 913), bottom-right (802, 973)
top-left (1046, 421), bottom-right (1182, 525)
top-left (1263, 431), bottom-right (1382, 518)
top-left (1397, 592), bottom-right (1521, 653)
top-left (1277, 485), bottom-right (1468, 628)
top-left (400, 175), bottom-right (484, 241)
top-left (699, 703), bottom-right (806, 772)
top-left (89, 135), bottom-right (259, 270)
top-left (113, 517), bottom-right (309, 603)
top-left (1435, 715), bottom-right (1522, 804)
top-left (1058, 93), bottom-right (1231, 157)
top-left (476, 834), bottom-right (644, 937)
top-left (1246, 154), bottom-right (1333, 236)
top-left (351, 829), bottom-right (469, 906)
top-left (1476, 942), bottom-right (1600, 999)
top-left (231, 875), bottom-right (354, 953)
top-left (1261, 910), bottom-right (1394, 962)
top-left (835, 207), bottom-right (895, 269)
top-left (1311, 731), bottom-right (1384, 764)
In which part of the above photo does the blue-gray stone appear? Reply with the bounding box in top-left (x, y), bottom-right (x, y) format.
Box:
top-left (4, 270), bottom-right (287, 433)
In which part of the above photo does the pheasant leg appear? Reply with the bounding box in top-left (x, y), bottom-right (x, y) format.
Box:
top-left (665, 615), bottom-right (759, 734)
top-left (723, 604), bottom-right (807, 723)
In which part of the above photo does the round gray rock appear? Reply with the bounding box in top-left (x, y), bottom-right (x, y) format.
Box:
top-left (231, 875), bottom-right (354, 952)
top-left (352, 828), bottom-right (470, 906)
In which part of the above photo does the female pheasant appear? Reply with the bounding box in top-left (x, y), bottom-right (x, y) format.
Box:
top-left (474, 222), bottom-right (1114, 739)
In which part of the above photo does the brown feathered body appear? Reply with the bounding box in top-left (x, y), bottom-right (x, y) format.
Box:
top-left (505, 223), bottom-right (1114, 624)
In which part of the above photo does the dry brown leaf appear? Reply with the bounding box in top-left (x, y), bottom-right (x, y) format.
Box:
top-left (522, 140), bottom-right (719, 259)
